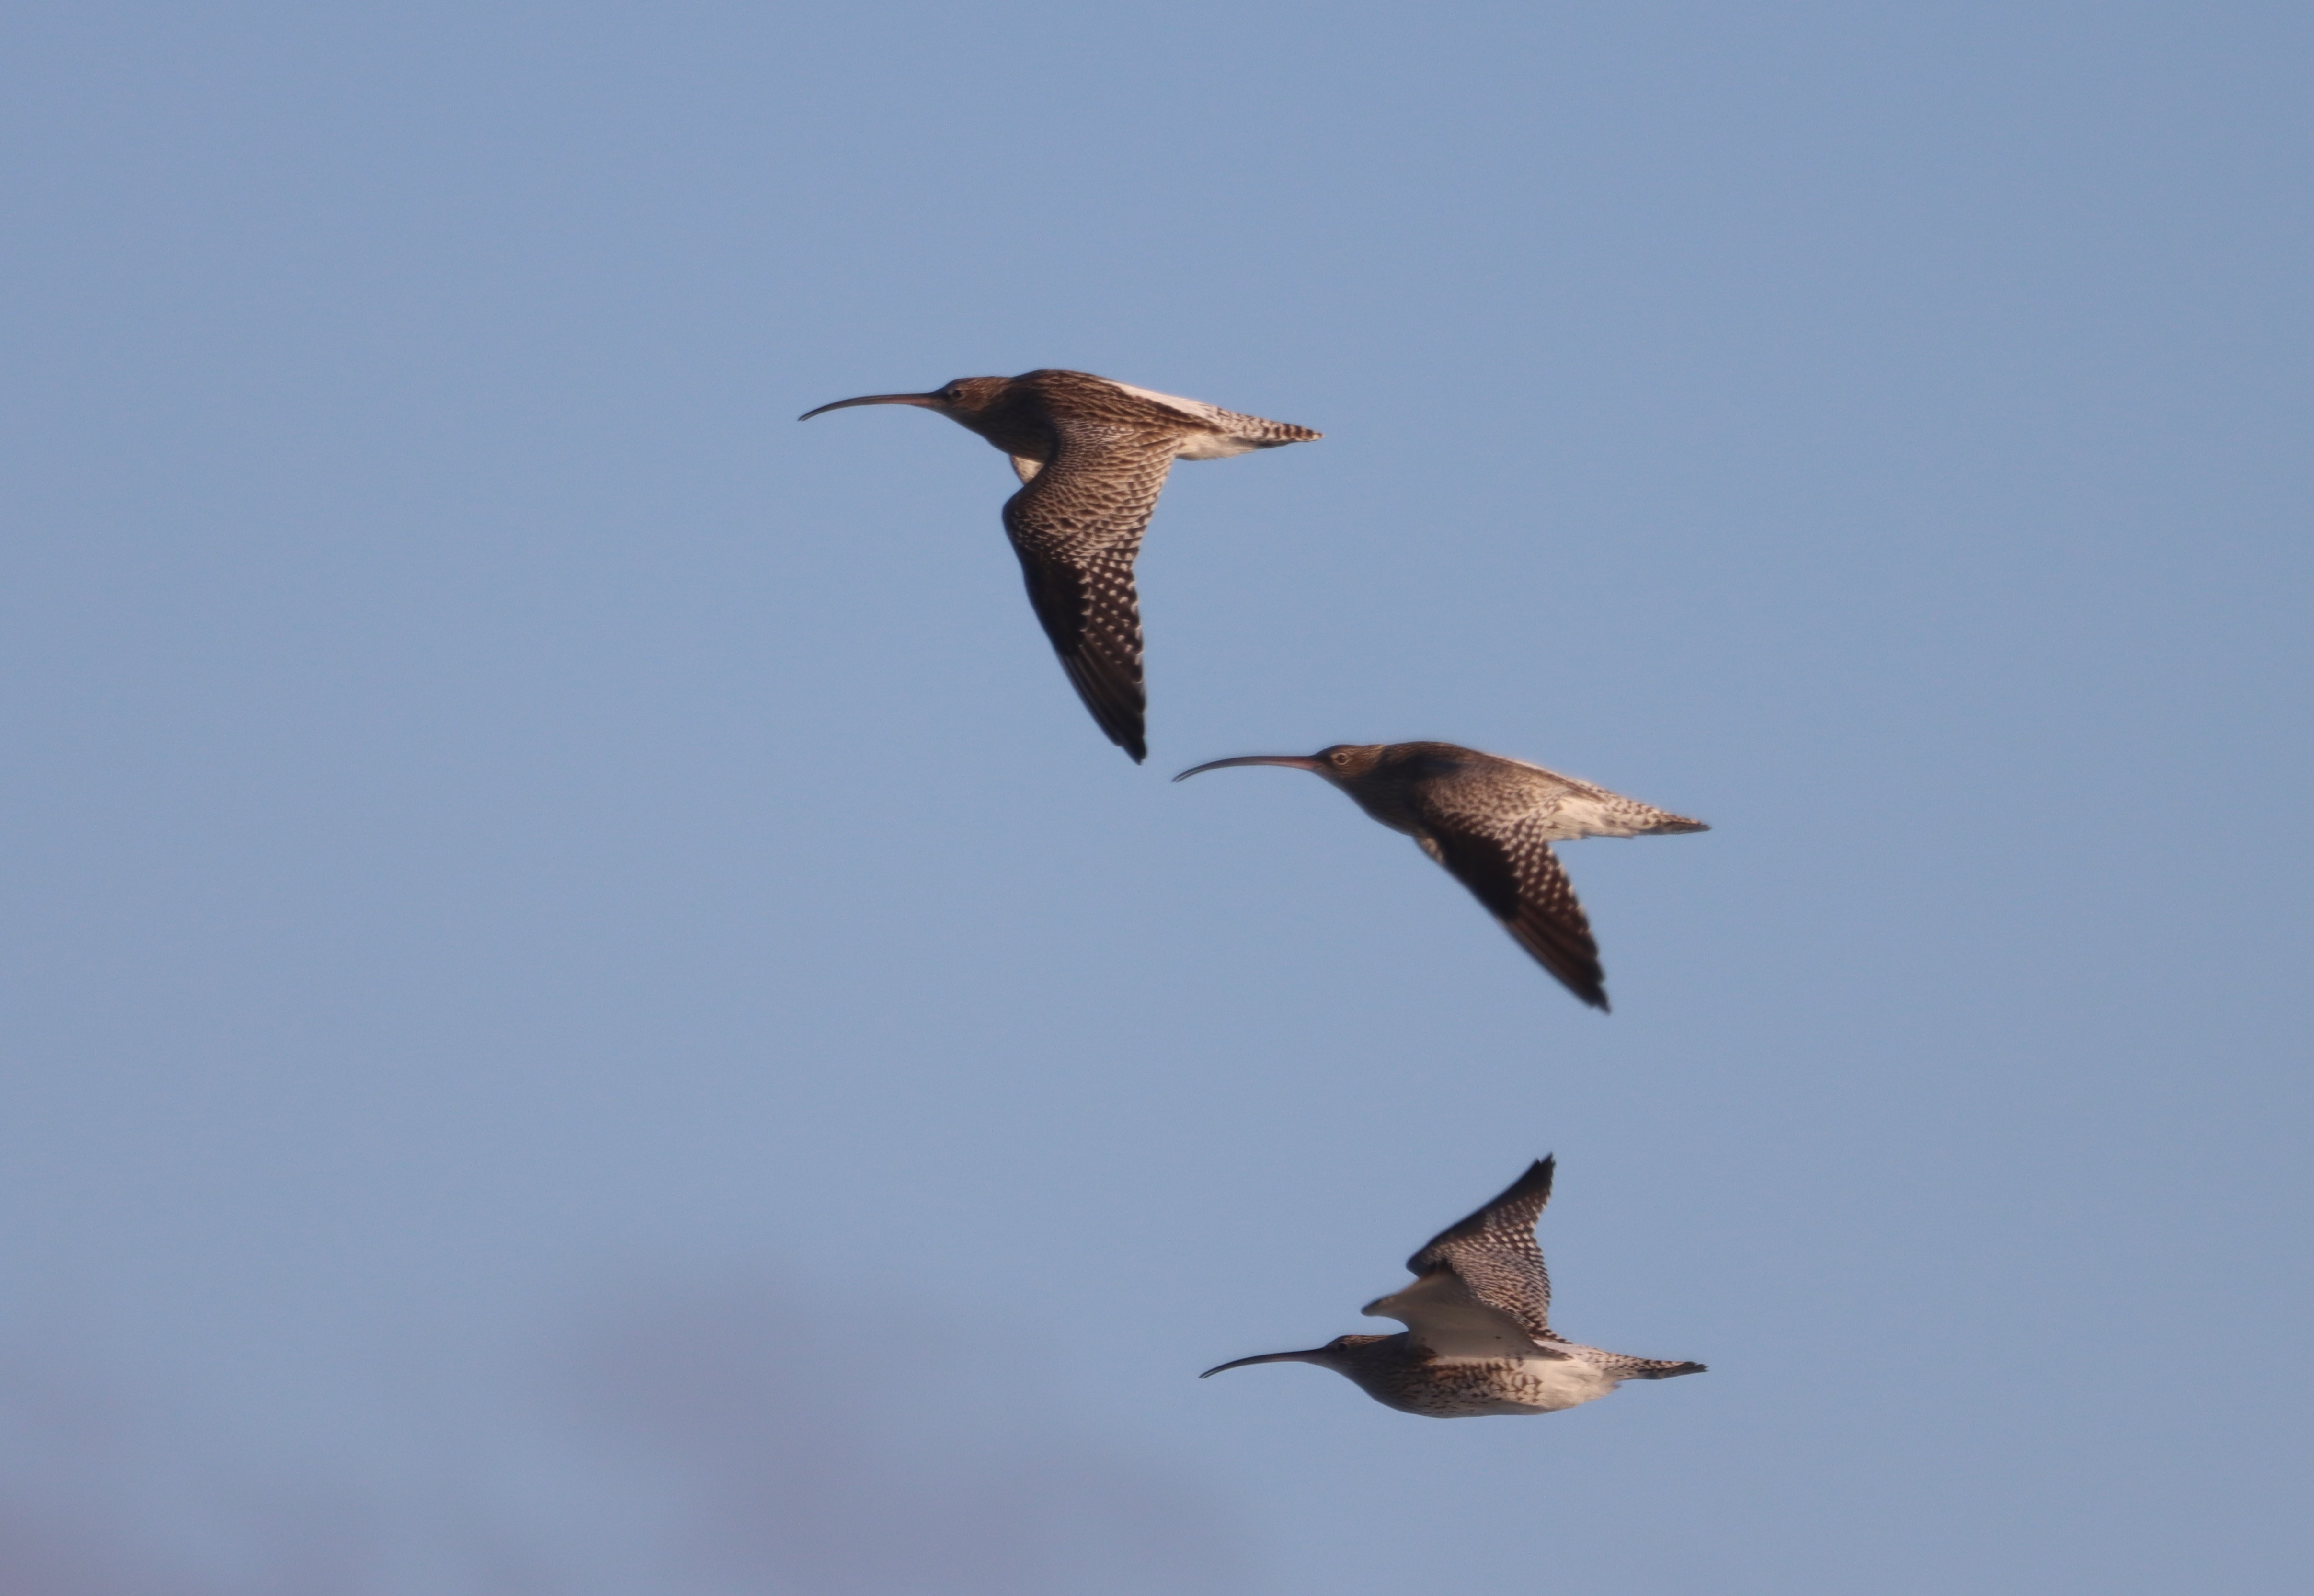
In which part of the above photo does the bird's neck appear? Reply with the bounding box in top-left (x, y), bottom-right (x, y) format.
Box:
top-left (950, 398), bottom-right (1056, 463)
top-left (1336, 778), bottom-right (1423, 836)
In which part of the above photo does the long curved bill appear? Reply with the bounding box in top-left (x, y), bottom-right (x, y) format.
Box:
top-left (1171, 754), bottom-right (1324, 783)
top-left (797, 392), bottom-right (941, 421)
top-left (1199, 1348), bottom-right (1327, 1378)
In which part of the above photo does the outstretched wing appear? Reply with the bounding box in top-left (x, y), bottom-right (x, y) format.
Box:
top-left (1366, 1159), bottom-right (1559, 1354)
top-left (1000, 422), bottom-right (1177, 762)
top-left (1416, 819), bottom-right (1607, 1009)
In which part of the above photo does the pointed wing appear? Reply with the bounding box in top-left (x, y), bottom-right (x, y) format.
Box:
top-left (1378, 1159), bottom-right (1559, 1351)
top-left (1415, 820), bottom-right (1607, 1009)
top-left (1000, 422), bottom-right (1177, 762)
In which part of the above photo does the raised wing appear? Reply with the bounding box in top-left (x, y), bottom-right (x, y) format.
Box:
top-left (1000, 422), bottom-right (1177, 762)
top-left (1388, 1159), bottom-right (1560, 1348)
top-left (1416, 819), bottom-right (1607, 1009)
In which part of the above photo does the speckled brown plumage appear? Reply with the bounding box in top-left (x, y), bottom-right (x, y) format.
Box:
top-left (801, 369), bottom-right (1320, 761)
top-left (1201, 1158), bottom-right (1704, 1419)
top-left (1174, 741), bottom-right (1708, 1009)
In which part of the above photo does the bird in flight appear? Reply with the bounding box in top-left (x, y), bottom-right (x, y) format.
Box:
top-left (1201, 1157), bottom-right (1704, 1417)
top-left (1174, 740), bottom-right (1707, 1010)
top-left (801, 369), bottom-right (1320, 762)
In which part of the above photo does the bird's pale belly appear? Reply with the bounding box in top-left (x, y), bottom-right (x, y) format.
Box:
top-left (1373, 1356), bottom-right (1623, 1418)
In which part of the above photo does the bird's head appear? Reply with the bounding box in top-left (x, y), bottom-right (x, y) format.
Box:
top-left (798, 376), bottom-right (1011, 423)
top-left (1172, 744), bottom-right (1391, 788)
top-left (1199, 1333), bottom-right (1393, 1378)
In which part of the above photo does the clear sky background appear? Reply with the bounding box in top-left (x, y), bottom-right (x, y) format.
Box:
top-left (3, 3), bottom-right (2309, 1592)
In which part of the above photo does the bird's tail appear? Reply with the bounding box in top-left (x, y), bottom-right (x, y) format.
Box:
top-left (1173, 410), bottom-right (1322, 460)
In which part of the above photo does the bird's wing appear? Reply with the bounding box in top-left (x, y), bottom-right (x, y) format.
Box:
top-left (1372, 1159), bottom-right (1560, 1350)
top-left (1362, 1268), bottom-right (1569, 1360)
top-left (1000, 422), bottom-right (1176, 762)
top-left (1414, 817), bottom-right (1607, 1009)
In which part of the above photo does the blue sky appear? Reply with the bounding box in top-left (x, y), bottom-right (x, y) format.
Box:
top-left (3, 3), bottom-right (2309, 1592)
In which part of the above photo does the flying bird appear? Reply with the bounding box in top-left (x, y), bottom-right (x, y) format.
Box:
top-left (1202, 1157), bottom-right (1704, 1418)
top-left (800, 369), bottom-right (1320, 761)
top-left (1174, 740), bottom-right (1706, 1010)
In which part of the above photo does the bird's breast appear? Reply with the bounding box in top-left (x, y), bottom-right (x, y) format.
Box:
top-left (1334, 781), bottom-right (1423, 836)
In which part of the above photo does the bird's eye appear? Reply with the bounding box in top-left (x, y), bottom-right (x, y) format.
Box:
top-left (942, 387), bottom-right (965, 402)
top-left (1329, 751), bottom-right (1353, 766)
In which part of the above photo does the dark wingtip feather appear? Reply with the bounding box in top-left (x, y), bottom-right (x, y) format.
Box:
top-left (1053, 649), bottom-right (1146, 764)
top-left (1089, 698), bottom-right (1146, 762)
top-left (1434, 1157), bottom-right (1554, 1239)
top-left (1482, 1158), bottom-right (1556, 1214)
top-left (1509, 1155), bottom-right (1556, 1202)
top-left (1499, 914), bottom-right (1610, 1011)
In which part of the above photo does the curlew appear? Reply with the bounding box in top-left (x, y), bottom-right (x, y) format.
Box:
top-left (1202, 1157), bottom-right (1704, 1418)
top-left (1174, 741), bottom-right (1706, 1010)
top-left (801, 369), bottom-right (1319, 762)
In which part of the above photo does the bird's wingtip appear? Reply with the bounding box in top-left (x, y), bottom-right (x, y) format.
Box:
top-left (1501, 1158), bottom-right (1556, 1203)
